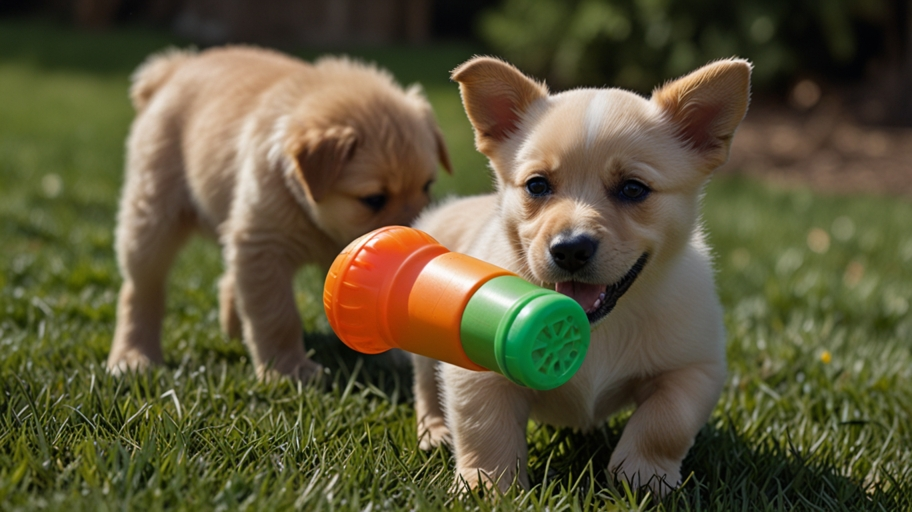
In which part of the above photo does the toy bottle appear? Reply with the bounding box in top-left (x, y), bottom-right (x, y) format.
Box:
top-left (323, 226), bottom-right (590, 390)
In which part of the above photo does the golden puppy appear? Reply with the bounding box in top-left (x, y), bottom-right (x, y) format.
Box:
top-left (413, 57), bottom-right (750, 495)
top-left (108, 46), bottom-right (451, 380)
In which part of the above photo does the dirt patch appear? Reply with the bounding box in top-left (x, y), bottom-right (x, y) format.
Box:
top-left (721, 97), bottom-right (912, 197)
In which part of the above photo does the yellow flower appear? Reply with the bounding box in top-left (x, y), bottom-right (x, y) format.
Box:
top-left (820, 350), bottom-right (832, 364)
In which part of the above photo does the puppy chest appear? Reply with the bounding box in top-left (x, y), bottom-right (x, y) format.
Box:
top-left (530, 348), bottom-right (636, 430)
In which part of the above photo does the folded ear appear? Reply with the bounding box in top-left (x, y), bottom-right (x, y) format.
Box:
top-left (451, 56), bottom-right (548, 155)
top-left (651, 58), bottom-right (752, 171)
top-left (286, 126), bottom-right (358, 202)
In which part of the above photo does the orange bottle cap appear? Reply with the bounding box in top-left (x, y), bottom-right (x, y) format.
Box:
top-left (323, 226), bottom-right (442, 354)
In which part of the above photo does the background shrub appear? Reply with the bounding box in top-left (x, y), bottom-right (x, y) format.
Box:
top-left (479, 0), bottom-right (900, 92)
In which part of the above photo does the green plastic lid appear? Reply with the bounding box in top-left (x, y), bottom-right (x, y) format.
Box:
top-left (460, 276), bottom-right (590, 390)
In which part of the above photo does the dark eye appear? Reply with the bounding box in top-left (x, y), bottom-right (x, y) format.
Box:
top-left (423, 179), bottom-right (434, 194)
top-left (525, 177), bottom-right (552, 197)
top-left (360, 194), bottom-right (387, 212)
top-left (618, 180), bottom-right (650, 202)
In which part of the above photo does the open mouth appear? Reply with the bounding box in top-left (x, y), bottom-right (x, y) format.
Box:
top-left (554, 253), bottom-right (648, 324)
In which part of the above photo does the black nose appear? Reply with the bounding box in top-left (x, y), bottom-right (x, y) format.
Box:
top-left (549, 235), bottom-right (598, 273)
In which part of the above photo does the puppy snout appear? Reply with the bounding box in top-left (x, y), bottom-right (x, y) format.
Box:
top-left (549, 235), bottom-right (598, 273)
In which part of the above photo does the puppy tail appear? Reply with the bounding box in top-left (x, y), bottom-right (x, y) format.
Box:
top-left (129, 48), bottom-right (196, 112)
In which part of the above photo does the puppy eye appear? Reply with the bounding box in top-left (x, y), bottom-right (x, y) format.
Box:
top-left (617, 180), bottom-right (650, 202)
top-left (525, 177), bottom-right (552, 197)
top-left (360, 194), bottom-right (387, 212)
top-left (423, 179), bottom-right (434, 194)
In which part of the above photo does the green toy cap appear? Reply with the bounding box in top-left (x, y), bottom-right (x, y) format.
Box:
top-left (460, 276), bottom-right (590, 390)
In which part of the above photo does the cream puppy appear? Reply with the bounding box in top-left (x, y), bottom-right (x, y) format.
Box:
top-left (413, 57), bottom-right (750, 495)
top-left (108, 46), bottom-right (450, 380)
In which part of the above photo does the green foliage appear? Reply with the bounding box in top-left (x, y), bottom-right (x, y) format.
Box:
top-left (479, 0), bottom-right (892, 91)
top-left (2, 19), bottom-right (912, 511)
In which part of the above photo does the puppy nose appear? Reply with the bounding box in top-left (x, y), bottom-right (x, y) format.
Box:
top-left (550, 235), bottom-right (598, 273)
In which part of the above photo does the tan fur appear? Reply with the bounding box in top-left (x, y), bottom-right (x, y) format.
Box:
top-left (413, 56), bottom-right (750, 495)
top-left (108, 46), bottom-right (451, 380)
top-left (129, 48), bottom-right (195, 112)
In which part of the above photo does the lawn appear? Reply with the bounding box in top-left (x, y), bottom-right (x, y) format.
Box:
top-left (1, 19), bottom-right (911, 511)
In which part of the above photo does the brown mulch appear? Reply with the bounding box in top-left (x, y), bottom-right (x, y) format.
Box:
top-left (720, 97), bottom-right (912, 197)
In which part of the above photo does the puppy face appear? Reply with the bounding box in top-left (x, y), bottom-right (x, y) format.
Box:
top-left (285, 82), bottom-right (451, 248)
top-left (453, 58), bottom-right (750, 324)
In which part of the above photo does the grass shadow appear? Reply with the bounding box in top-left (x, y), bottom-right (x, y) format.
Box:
top-left (524, 418), bottom-right (904, 510)
top-left (306, 330), bottom-right (415, 402)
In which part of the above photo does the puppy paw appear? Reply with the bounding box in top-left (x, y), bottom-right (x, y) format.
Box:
top-left (610, 456), bottom-right (680, 497)
top-left (106, 349), bottom-right (155, 376)
top-left (453, 466), bottom-right (525, 495)
top-left (417, 416), bottom-right (450, 450)
top-left (258, 356), bottom-right (324, 384)
top-left (297, 360), bottom-right (326, 384)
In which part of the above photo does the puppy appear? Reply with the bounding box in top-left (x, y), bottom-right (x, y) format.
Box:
top-left (108, 46), bottom-right (451, 380)
top-left (413, 56), bottom-right (750, 495)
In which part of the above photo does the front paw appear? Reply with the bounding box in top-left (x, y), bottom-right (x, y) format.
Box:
top-left (417, 416), bottom-right (450, 451)
top-left (610, 455), bottom-right (681, 497)
top-left (107, 346), bottom-right (159, 376)
top-left (258, 355), bottom-right (324, 383)
top-left (454, 465), bottom-right (528, 495)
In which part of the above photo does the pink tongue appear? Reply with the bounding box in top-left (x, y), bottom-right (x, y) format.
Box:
top-left (555, 281), bottom-right (605, 313)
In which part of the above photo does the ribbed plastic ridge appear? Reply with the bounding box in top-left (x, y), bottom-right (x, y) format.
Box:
top-left (460, 276), bottom-right (589, 390)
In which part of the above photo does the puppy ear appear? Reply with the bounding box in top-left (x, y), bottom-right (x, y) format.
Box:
top-left (287, 126), bottom-right (358, 202)
top-left (433, 124), bottom-right (453, 174)
top-left (651, 58), bottom-right (752, 170)
top-left (451, 56), bottom-right (548, 154)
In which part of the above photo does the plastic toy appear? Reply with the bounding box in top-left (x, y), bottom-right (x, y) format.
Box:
top-left (323, 226), bottom-right (590, 390)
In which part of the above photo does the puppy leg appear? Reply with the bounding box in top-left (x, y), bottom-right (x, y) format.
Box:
top-left (443, 365), bottom-right (535, 492)
top-left (108, 186), bottom-right (193, 374)
top-left (218, 272), bottom-right (242, 339)
top-left (228, 241), bottom-right (321, 381)
top-left (413, 355), bottom-right (449, 450)
top-left (608, 363), bottom-right (725, 496)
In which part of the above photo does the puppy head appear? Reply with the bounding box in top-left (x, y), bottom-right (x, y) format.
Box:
top-left (284, 59), bottom-right (451, 247)
top-left (453, 57), bottom-right (750, 323)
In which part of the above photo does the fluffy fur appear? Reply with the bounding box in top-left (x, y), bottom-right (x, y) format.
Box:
top-left (108, 46), bottom-right (451, 380)
top-left (413, 56), bottom-right (750, 495)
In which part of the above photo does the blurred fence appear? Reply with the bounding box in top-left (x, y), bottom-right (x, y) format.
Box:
top-left (2, 0), bottom-right (433, 45)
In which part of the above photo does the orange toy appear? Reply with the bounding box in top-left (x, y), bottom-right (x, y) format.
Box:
top-left (323, 226), bottom-right (590, 390)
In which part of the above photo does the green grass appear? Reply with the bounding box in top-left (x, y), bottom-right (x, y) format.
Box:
top-left (2, 19), bottom-right (911, 511)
